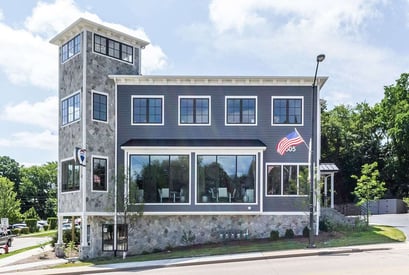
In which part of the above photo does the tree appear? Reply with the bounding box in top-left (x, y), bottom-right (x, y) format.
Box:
top-left (321, 103), bottom-right (382, 203)
top-left (0, 156), bottom-right (21, 193)
top-left (378, 73), bottom-right (409, 197)
top-left (352, 162), bottom-right (386, 226)
top-left (0, 176), bottom-right (22, 223)
top-left (19, 162), bottom-right (57, 219)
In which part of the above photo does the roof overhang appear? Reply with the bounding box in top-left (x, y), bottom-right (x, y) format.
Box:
top-left (121, 139), bottom-right (267, 151)
top-left (320, 163), bottom-right (339, 174)
top-left (50, 17), bottom-right (149, 48)
top-left (109, 75), bottom-right (328, 89)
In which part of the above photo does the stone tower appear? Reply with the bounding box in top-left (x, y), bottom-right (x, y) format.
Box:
top-left (50, 18), bottom-right (149, 258)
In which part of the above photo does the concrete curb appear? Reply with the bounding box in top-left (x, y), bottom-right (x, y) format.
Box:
top-left (7, 245), bottom-right (392, 275)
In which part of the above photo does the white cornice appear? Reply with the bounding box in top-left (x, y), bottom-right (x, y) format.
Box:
top-left (50, 17), bottom-right (149, 48)
top-left (108, 75), bottom-right (328, 88)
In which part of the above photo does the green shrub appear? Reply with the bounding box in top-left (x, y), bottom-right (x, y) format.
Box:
top-left (20, 227), bottom-right (30, 234)
top-left (25, 218), bottom-right (38, 233)
top-left (284, 229), bottom-right (295, 238)
top-left (302, 226), bottom-right (310, 237)
top-left (319, 218), bottom-right (335, 232)
top-left (47, 217), bottom-right (57, 230)
top-left (270, 230), bottom-right (279, 241)
top-left (12, 228), bottom-right (20, 235)
top-left (63, 229), bottom-right (80, 245)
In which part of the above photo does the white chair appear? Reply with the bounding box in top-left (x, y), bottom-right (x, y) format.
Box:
top-left (245, 189), bottom-right (254, 203)
top-left (217, 187), bottom-right (228, 202)
top-left (158, 188), bottom-right (169, 203)
top-left (137, 189), bottom-right (144, 202)
top-left (217, 187), bottom-right (236, 202)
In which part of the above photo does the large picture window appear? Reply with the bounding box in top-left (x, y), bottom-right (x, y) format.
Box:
top-left (266, 164), bottom-right (308, 196)
top-left (92, 92), bottom-right (107, 122)
top-left (197, 155), bottom-right (256, 203)
top-left (129, 155), bottom-right (189, 203)
top-left (61, 159), bottom-right (80, 192)
top-left (179, 96), bottom-right (210, 125)
top-left (62, 92), bottom-right (80, 126)
top-left (61, 33), bottom-right (81, 63)
top-left (94, 34), bottom-right (133, 64)
top-left (92, 157), bottom-right (107, 191)
top-left (226, 97), bottom-right (257, 125)
top-left (132, 96), bottom-right (163, 125)
top-left (272, 97), bottom-right (303, 125)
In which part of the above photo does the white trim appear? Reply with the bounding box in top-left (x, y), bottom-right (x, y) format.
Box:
top-left (81, 30), bottom-right (88, 248)
top-left (225, 96), bottom-right (257, 126)
top-left (178, 95), bottom-right (211, 126)
top-left (265, 162), bottom-right (309, 197)
top-left (61, 90), bottom-right (81, 127)
top-left (57, 211), bottom-right (308, 216)
top-left (91, 155), bottom-right (109, 193)
top-left (108, 75), bottom-right (328, 89)
top-left (50, 18), bottom-right (149, 48)
top-left (271, 96), bottom-right (304, 126)
top-left (131, 95), bottom-right (164, 126)
top-left (91, 90), bottom-right (109, 123)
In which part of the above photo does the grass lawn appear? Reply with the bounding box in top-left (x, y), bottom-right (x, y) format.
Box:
top-left (62, 225), bottom-right (404, 267)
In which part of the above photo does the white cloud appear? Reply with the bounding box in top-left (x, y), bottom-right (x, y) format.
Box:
top-left (203, 0), bottom-right (404, 106)
top-left (0, 130), bottom-right (57, 151)
top-left (0, 0), bottom-right (167, 91)
top-left (0, 96), bottom-right (58, 131)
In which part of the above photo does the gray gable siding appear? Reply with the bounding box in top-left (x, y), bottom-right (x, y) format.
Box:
top-left (117, 84), bottom-right (314, 212)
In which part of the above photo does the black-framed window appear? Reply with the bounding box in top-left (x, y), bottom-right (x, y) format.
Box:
top-left (62, 93), bottom-right (80, 126)
top-left (61, 159), bottom-right (80, 192)
top-left (92, 157), bottom-right (107, 191)
top-left (94, 34), bottom-right (133, 63)
top-left (129, 155), bottom-right (189, 203)
top-left (272, 97), bottom-right (303, 125)
top-left (266, 164), bottom-right (308, 196)
top-left (179, 97), bottom-right (210, 124)
top-left (93, 92), bottom-right (107, 122)
top-left (102, 224), bottom-right (128, 251)
top-left (226, 97), bottom-right (256, 124)
top-left (132, 97), bottom-right (163, 124)
top-left (61, 33), bottom-right (81, 63)
top-left (197, 155), bottom-right (256, 203)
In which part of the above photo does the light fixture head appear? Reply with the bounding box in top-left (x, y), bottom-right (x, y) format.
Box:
top-left (317, 54), bottom-right (325, 62)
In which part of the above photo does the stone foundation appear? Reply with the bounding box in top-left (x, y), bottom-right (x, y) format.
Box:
top-left (83, 214), bottom-right (309, 258)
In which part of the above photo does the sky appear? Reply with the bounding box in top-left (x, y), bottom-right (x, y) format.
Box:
top-left (0, 0), bottom-right (408, 166)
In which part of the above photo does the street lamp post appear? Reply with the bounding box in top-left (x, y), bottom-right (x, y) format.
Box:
top-left (308, 54), bottom-right (325, 248)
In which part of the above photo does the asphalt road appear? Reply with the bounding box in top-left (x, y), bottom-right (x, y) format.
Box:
top-left (9, 236), bottom-right (51, 251)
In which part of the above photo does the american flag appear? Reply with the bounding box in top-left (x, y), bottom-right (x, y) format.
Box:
top-left (276, 130), bottom-right (304, 155)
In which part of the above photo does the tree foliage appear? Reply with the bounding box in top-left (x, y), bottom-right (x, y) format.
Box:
top-left (0, 156), bottom-right (21, 193)
top-left (0, 176), bottom-right (22, 223)
top-left (20, 162), bottom-right (57, 219)
top-left (352, 162), bottom-right (386, 225)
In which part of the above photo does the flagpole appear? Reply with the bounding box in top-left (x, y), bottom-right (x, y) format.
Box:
top-left (294, 128), bottom-right (309, 150)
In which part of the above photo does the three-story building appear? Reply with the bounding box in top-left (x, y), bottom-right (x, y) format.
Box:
top-left (51, 18), bottom-right (327, 259)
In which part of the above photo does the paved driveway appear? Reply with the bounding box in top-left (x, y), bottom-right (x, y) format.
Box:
top-left (369, 213), bottom-right (409, 241)
top-left (9, 236), bottom-right (51, 252)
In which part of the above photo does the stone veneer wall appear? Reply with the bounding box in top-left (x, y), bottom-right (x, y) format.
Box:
top-left (84, 214), bottom-right (309, 258)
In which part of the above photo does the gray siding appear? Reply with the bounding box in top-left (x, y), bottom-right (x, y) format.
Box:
top-left (117, 84), bottom-right (314, 212)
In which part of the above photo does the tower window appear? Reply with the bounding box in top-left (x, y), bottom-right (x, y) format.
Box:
top-left (61, 34), bottom-right (81, 63)
top-left (94, 34), bottom-right (133, 64)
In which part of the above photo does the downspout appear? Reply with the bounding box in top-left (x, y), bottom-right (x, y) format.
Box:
top-left (113, 77), bottom-right (118, 256)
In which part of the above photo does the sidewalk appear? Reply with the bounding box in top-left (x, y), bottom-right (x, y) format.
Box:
top-left (1, 242), bottom-right (405, 275)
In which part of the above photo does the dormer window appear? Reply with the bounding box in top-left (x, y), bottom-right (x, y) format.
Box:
top-left (61, 34), bottom-right (81, 63)
top-left (94, 34), bottom-right (134, 64)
